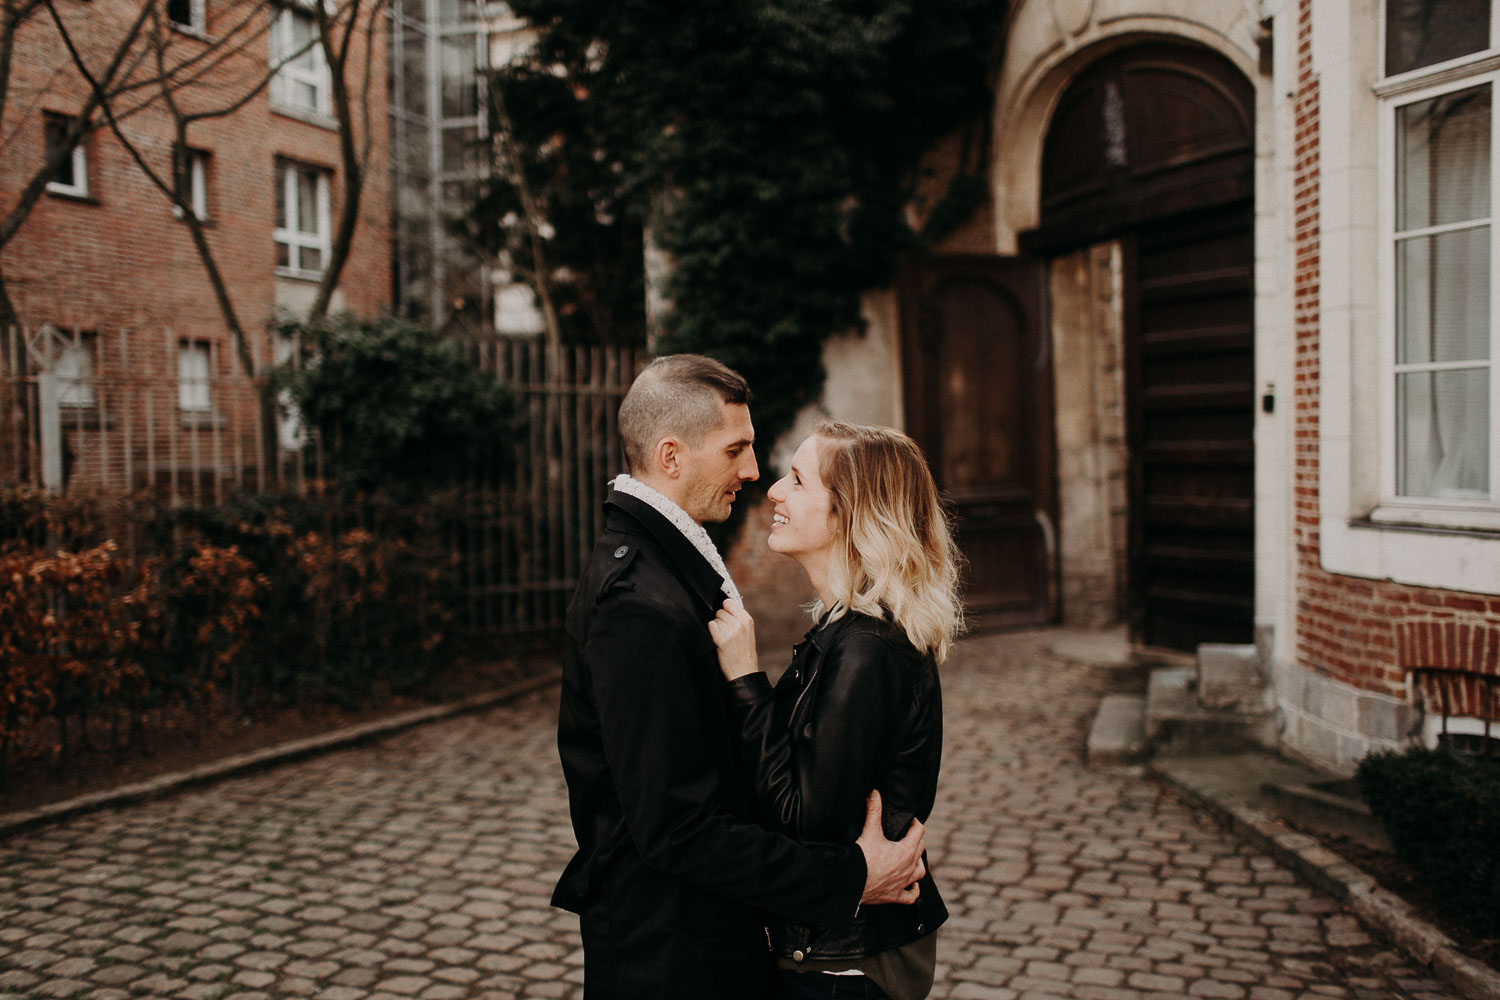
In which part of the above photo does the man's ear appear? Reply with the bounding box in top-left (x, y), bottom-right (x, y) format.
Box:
top-left (653, 437), bottom-right (684, 479)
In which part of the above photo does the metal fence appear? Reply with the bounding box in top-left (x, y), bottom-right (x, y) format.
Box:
top-left (461, 339), bottom-right (642, 632)
top-left (0, 324), bottom-right (642, 634)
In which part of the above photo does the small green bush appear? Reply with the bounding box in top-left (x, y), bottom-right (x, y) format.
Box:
top-left (273, 314), bottom-right (516, 494)
top-left (1356, 745), bottom-right (1500, 938)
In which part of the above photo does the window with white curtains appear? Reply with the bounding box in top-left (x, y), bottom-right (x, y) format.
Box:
top-left (1381, 0), bottom-right (1500, 519)
top-left (270, 6), bottom-right (329, 117)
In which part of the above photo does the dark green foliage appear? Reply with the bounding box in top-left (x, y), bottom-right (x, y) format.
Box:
top-left (274, 314), bottom-right (516, 494)
top-left (1357, 746), bottom-right (1500, 938)
top-left (489, 0), bottom-right (1006, 458)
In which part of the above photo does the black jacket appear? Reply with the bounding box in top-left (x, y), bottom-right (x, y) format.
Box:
top-left (552, 491), bottom-right (867, 1000)
top-left (726, 610), bottom-right (948, 963)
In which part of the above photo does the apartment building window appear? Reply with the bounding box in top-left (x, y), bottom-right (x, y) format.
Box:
top-left (56, 334), bottom-right (97, 409)
top-left (167, 0), bottom-right (206, 33)
top-left (173, 147), bottom-right (210, 220)
top-left (178, 341), bottom-right (213, 413)
top-left (270, 5), bottom-right (330, 116)
top-left (43, 114), bottom-right (88, 198)
top-left (274, 160), bottom-right (330, 277)
top-left (1379, 0), bottom-right (1500, 524)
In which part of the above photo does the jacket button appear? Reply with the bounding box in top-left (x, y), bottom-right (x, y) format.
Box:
top-left (918, 922), bottom-right (926, 934)
top-left (792, 950), bottom-right (805, 963)
top-left (613, 545), bottom-right (629, 558)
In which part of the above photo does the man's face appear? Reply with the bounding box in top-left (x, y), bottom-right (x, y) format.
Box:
top-left (678, 402), bottom-right (758, 524)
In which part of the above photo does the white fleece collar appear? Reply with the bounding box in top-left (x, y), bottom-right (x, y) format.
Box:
top-left (610, 474), bottom-right (742, 606)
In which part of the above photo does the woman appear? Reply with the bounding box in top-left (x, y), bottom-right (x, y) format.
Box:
top-left (709, 421), bottom-right (962, 1000)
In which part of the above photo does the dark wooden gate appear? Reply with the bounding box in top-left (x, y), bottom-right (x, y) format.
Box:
top-left (900, 255), bottom-right (1056, 628)
top-left (1023, 41), bottom-right (1257, 651)
top-left (1127, 206), bottom-right (1255, 648)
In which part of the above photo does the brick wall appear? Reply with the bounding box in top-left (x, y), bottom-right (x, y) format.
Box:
top-left (1290, 0), bottom-right (1500, 718)
top-left (0, 1), bottom-right (390, 493)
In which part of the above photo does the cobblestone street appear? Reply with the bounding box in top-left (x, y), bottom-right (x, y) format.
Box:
top-left (0, 630), bottom-right (1461, 1000)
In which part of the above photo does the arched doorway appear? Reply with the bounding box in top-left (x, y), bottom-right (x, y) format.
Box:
top-left (1023, 42), bottom-right (1257, 651)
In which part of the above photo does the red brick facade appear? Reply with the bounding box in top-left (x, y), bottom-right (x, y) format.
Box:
top-left (1, 2), bottom-right (389, 492)
top-left (1291, 0), bottom-right (1500, 704)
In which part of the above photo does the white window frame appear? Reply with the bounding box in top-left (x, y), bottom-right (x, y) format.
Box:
top-left (178, 340), bottom-right (213, 414)
top-left (1376, 69), bottom-right (1500, 531)
top-left (269, 6), bottom-right (330, 118)
top-left (56, 336), bottom-right (97, 409)
top-left (1315, 0), bottom-right (1500, 595)
top-left (173, 148), bottom-right (209, 221)
top-left (274, 160), bottom-right (331, 280)
top-left (44, 116), bottom-right (88, 198)
top-left (167, 0), bottom-right (206, 34)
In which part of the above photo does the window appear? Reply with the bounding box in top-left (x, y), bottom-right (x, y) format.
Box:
top-left (274, 160), bottom-right (330, 277)
top-left (55, 335), bottom-right (97, 409)
top-left (1317, 0), bottom-right (1500, 590)
top-left (269, 7), bottom-right (329, 116)
top-left (44, 114), bottom-right (87, 198)
top-left (1378, 0), bottom-right (1500, 525)
top-left (173, 147), bottom-right (210, 220)
top-left (178, 341), bottom-right (212, 413)
top-left (167, 0), bottom-right (205, 33)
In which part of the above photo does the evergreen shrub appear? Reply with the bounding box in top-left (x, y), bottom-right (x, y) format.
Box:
top-left (1356, 745), bottom-right (1500, 938)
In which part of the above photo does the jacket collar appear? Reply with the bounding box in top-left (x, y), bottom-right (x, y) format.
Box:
top-left (605, 490), bottom-right (730, 616)
top-left (804, 607), bottom-right (850, 653)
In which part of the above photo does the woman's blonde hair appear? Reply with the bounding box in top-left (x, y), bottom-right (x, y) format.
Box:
top-left (815, 421), bottom-right (963, 663)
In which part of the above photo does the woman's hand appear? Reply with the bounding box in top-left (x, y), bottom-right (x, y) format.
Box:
top-left (708, 599), bottom-right (760, 680)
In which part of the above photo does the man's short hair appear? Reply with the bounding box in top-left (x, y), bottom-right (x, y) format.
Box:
top-left (618, 354), bottom-right (751, 472)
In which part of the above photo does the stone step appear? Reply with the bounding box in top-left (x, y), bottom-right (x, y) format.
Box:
top-left (1260, 777), bottom-right (1393, 851)
top-left (1197, 642), bottom-right (1269, 711)
top-left (1085, 693), bottom-right (1148, 769)
top-left (1147, 665), bottom-right (1277, 757)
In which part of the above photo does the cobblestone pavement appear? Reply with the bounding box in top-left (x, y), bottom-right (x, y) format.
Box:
top-left (0, 630), bottom-right (1461, 1000)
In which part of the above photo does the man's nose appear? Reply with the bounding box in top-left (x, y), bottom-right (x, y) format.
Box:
top-left (740, 452), bottom-right (759, 482)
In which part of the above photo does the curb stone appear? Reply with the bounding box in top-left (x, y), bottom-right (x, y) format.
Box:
top-left (1150, 759), bottom-right (1500, 1000)
top-left (0, 669), bottom-right (562, 840)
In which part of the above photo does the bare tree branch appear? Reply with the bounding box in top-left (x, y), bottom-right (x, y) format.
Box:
top-left (493, 84), bottom-right (564, 354)
top-left (0, 0), bottom-right (154, 250)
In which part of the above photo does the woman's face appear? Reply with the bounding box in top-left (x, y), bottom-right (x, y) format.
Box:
top-left (766, 435), bottom-right (838, 563)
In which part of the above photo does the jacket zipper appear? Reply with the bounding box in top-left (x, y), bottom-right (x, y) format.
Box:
top-left (789, 651), bottom-right (821, 727)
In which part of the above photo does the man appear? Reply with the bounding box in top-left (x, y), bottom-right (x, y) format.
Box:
top-left (553, 354), bottom-right (927, 998)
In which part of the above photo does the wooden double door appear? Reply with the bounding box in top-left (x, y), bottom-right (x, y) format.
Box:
top-left (902, 40), bottom-right (1256, 650)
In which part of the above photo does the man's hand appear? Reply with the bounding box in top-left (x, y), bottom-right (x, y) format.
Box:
top-left (856, 790), bottom-right (926, 905)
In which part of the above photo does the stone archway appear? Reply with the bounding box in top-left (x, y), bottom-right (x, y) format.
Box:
top-left (1023, 41), bottom-right (1257, 652)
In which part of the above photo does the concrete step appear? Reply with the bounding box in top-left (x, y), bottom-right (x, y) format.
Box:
top-left (1147, 665), bottom-right (1277, 757)
top-left (1198, 642), bottom-right (1269, 711)
top-left (1085, 694), bottom-right (1148, 769)
top-left (1260, 777), bottom-right (1393, 851)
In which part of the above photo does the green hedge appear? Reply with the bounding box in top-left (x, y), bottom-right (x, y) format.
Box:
top-left (1356, 745), bottom-right (1500, 938)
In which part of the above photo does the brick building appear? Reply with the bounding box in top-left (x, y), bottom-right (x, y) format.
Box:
top-left (774, 0), bottom-right (1500, 772)
top-left (0, 0), bottom-right (390, 494)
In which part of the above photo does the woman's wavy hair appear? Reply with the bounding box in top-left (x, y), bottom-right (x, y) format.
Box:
top-left (815, 421), bottom-right (964, 662)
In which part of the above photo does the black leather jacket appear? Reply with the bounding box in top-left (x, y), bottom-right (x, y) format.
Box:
top-left (726, 609), bottom-right (947, 963)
